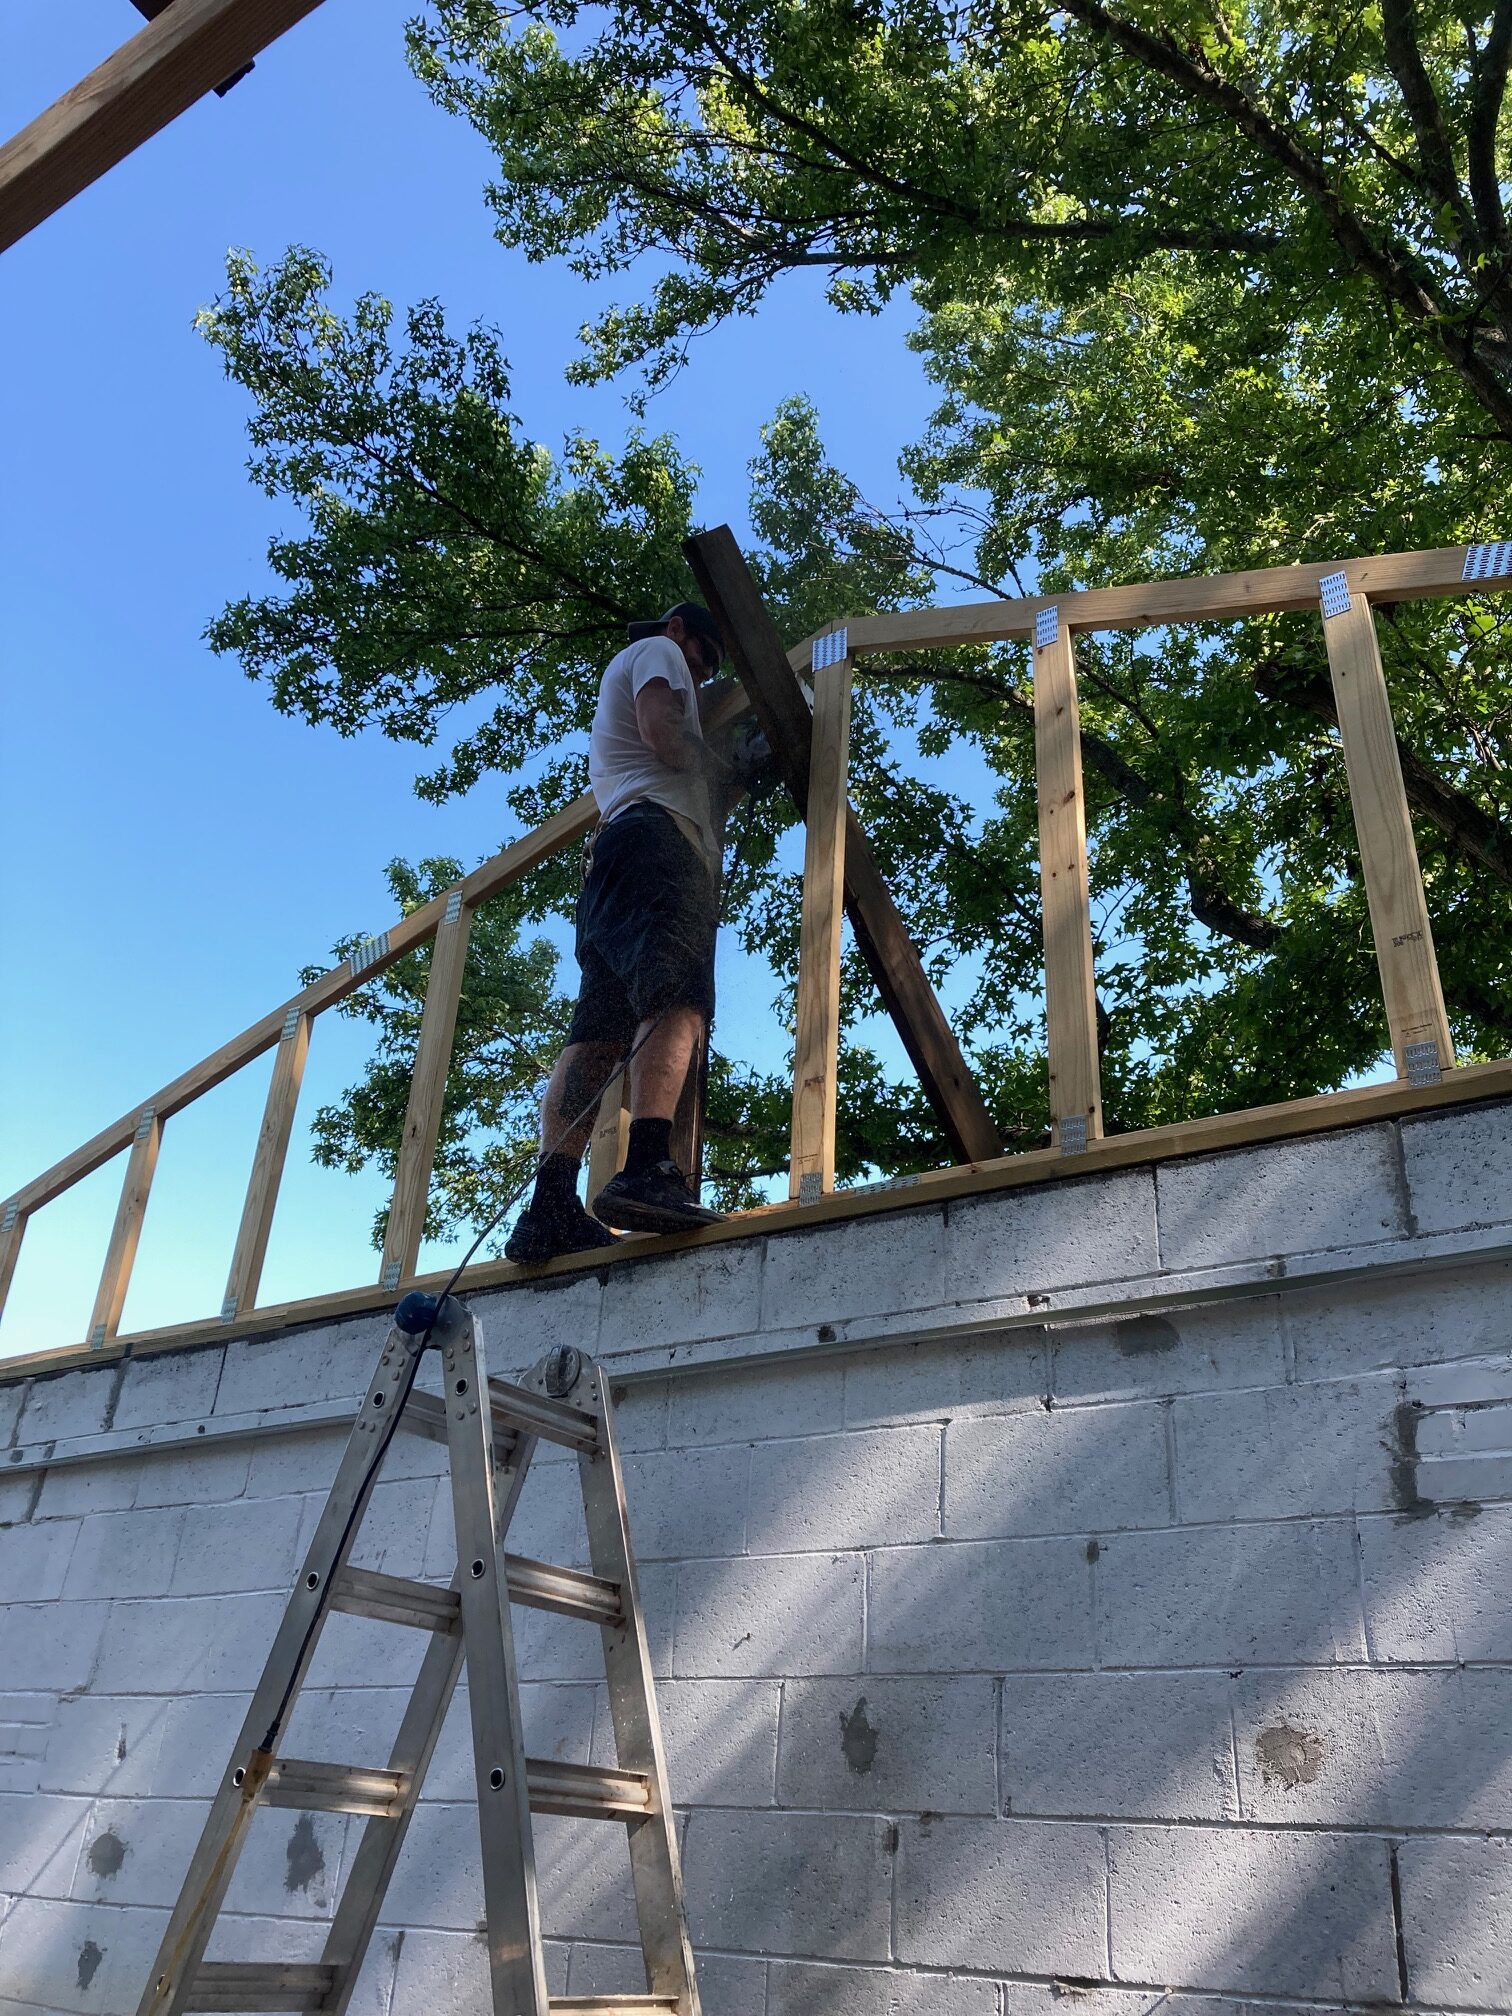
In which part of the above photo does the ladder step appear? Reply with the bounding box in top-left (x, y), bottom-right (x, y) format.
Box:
top-left (329, 1566), bottom-right (461, 1633)
top-left (527, 1757), bottom-right (652, 1820)
top-left (504, 1552), bottom-right (624, 1625)
top-left (184, 1961), bottom-right (337, 2011)
top-left (263, 1756), bottom-right (406, 1817)
top-left (549, 2001), bottom-right (680, 2013)
top-left (397, 1389), bottom-right (449, 1443)
top-left (487, 1375), bottom-right (601, 1452)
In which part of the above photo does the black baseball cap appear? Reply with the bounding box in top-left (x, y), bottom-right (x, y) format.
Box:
top-left (627, 601), bottom-right (725, 670)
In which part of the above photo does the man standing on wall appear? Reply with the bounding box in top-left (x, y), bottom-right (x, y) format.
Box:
top-left (505, 602), bottom-right (732, 1264)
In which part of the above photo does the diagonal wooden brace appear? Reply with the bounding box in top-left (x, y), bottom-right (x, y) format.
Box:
top-left (684, 525), bottom-right (1000, 1166)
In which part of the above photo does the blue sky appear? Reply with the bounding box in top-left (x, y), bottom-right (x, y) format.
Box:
top-left (0, 2), bottom-right (950, 1356)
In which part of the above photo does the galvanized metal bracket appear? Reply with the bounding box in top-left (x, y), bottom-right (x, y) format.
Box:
top-left (1319, 571), bottom-right (1352, 620)
top-left (1404, 1040), bottom-right (1444, 1089)
top-left (444, 890), bottom-right (464, 926)
top-left (1462, 541), bottom-right (1512, 582)
top-left (797, 1172), bottom-right (823, 1206)
top-left (380, 1260), bottom-right (403, 1292)
top-left (280, 1007), bottom-right (301, 1042)
top-left (350, 931), bottom-right (391, 978)
top-left (219, 1293), bottom-right (239, 1325)
top-left (88, 1322), bottom-right (108, 1350)
top-left (1034, 606), bottom-right (1060, 651)
top-left (134, 1105), bottom-right (157, 1141)
top-left (811, 626), bottom-right (849, 673)
top-left (1058, 1115), bottom-right (1089, 1155)
top-left (1, 1199), bottom-right (18, 1236)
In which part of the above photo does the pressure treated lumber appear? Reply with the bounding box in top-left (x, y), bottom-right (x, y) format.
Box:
top-left (1033, 614), bottom-right (1103, 1149)
top-left (815, 544), bottom-right (1510, 659)
top-left (0, 1204), bottom-right (24, 1324)
top-left (790, 658), bottom-right (854, 1196)
top-left (685, 525), bottom-right (1000, 1166)
top-left (1321, 595), bottom-right (1455, 1078)
top-left (0, 0), bottom-right (328, 253)
top-left (379, 895), bottom-right (475, 1288)
top-left (87, 1109), bottom-right (163, 1349)
top-left (221, 1008), bottom-right (310, 1322)
top-left (587, 1076), bottom-right (631, 1201)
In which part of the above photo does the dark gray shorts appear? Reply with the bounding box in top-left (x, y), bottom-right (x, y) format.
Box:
top-left (565, 804), bottom-right (717, 1048)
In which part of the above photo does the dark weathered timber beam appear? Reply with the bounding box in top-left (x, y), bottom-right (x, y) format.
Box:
top-left (685, 524), bottom-right (1002, 1166)
top-left (0, 0), bottom-right (327, 254)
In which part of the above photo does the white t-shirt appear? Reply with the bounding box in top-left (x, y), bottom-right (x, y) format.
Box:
top-left (588, 636), bottom-right (716, 863)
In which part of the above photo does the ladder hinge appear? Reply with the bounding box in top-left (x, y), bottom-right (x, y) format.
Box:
top-left (1034, 605), bottom-right (1060, 651)
top-left (1058, 1115), bottom-right (1089, 1155)
top-left (444, 890), bottom-right (464, 925)
top-left (350, 931), bottom-right (391, 978)
top-left (1405, 1040), bottom-right (1444, 1088)
top-left (1319, 570), bottom-right (1351, 619)
top-left (1462, 540), bottom-right (1512, 581)
top-left (811, 625), bottom-right (849, 672)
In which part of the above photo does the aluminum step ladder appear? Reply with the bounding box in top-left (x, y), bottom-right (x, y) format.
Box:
top-left (136, 1294), bottom-right (700, 2015)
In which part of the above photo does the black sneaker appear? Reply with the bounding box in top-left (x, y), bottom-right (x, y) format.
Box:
top-left (505, 1198), bottom-right (618, 1266)
top-left (592, 1160), bottom-right (725, 1234)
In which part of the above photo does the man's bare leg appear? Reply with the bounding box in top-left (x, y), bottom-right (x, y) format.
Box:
top-left (504, 1038), bottom-right (624, 1264)
top-left (540, 1039), bottom-right (625, 1157)
top-left (627, 1004), bottom-right (704, 1120)
top-left (593, 1002), bottom-right (722, 1230)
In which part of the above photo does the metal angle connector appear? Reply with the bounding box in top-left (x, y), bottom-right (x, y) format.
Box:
top-left (134, 1106), bottom-right (157, 1141)
top-left (350, 931), bottom-right (391, 978)
top-left (220, 1293), bottom-right (239, 1325)
top-left (280, 1007), bottom-right (302, 1042)
top-left (1058, 1115), bottom-right (1089, 1155)
top-left (444, 890), bottom-right (464, 926)
top-left (1319, 571), bottom-right (1352, 620)
top-left (811, 626), bottom-right (849, 673)
top-left (1404, 1040), bottom-right (1443, 1089)
top-left (797, 1171), bottom-right (823, 1206)
top-left (381, 1260), bottom-right (403, 1292)
top-left (1462, 540), bottom-right (1512, 582)
top-left (1034, 606), bottom-right (1060, 651)
top-left (1, 1200), bottom-right (17, 1235)
top-left (88, 1323), bottom-right (108, 1350)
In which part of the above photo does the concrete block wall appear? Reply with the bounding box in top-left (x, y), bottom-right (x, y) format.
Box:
top-left (0, 1101), bottom-right (1510, 2012)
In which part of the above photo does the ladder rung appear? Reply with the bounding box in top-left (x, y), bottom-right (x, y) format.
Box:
top-left (487, 1376), bottom-right (601, 1452)
top-left (527, 1756), bottom-right (652, 1820)
top-left (263, 1756), bottom-right (406, 1817)
top-left (504, 1552), bottom-right (623, 1624)
top-left (184, 1962), bottom-right (337, 2011)
top-left (329, 1565), bottom-right (461, 1633)
top-left (398, 1389), bottom-right (449, 1443)
top-left (549, 2001), bottom-right (680, 2013)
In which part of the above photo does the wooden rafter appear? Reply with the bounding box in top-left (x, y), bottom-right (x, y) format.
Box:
top-left (0, 0), bottom-right (328, 254)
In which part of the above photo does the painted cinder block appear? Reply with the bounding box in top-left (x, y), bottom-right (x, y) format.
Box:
top-left (0, 1516), bottom-right (79, 1603)
top-left (944, 1402), bottom-right (1171, 1540)
top-left (945, 1169), bottom-right (1159, 1302)
top-left (1418, 1450), bottom-right (1512, 1502)
top-left (600, 1239), bottom-right (764, 1354)
top-left (674, 1552), bottom-right (864, 1678)
top-left (168, 1493), bottom-right (306, 1596)
top-left (1289, 1258), bottom-right (1512, 1380)
top-left (1155, 1125), bottom-right (1406, 1270)
top-left (0, 1375), bottom-right (30, 1445)
top-left (0, 1690), bottom-right (55, 1796)
top-left (212, 1317), bottom-right (389, 1418)
top-left (92, 1592), bottom-right (288, 1694)
top-left (683, 1808), bottom-right (894, 1962)
top-left (595, 1675), bottom-right (779, 1806)
top-left (40, 1695), bottom-right (168, 1799)
top-left (1001, 1672), bottom-right (1238, 1821)
top-left (571, 1942), bottom-right (765, 2013)
top-left (760, 1207), bottom-right (948, 1332)
top-left (1106, 1823), bottom-right (1398, 2001)
top-left (152, 1692), bottom-right (254, 1799)
top-left (841, 1325), bottom-right (1049, 1428)
top-left (747, 1425), bottom-right (941, 1553)
top-left (17, 1366), bottom-right (117, 1445)
top-left (386, 1923), bottom-right (569, 2010)
top-left (668, 1353), bottom-right (846, 1448)
top-left (33, 1456), bottom-right (138, 1520)
top-left (0, 1789), bottom-right (93, 1900)
top-left (767, 1956), bottom-right (1000, 2014)
top-left (867, 1536), bottom-right (1094, 1673)
top-left (1397, 1833), bottom-right (1512, 2008)
top-left (621, 1444), bottom-right (750, 1559)
top-left (1096, 1521), bottom-right (1367, 1667)
top-left (70, 1796), bottom-right (211, 1913)
top-left (478, 1268), bottom-right (605, 1368)
top-left (0, 1600), bottom-right (108, 1692)
top-left (221, 1802), bottom-right (349, 1920)
top-left (110, 1347), bottom-right (224, 1432)
top-left (1358, 1504), bottom-right (1512, 1661)
top-left (1173, 1377), bottom-right (1398, 1522)
top-left (61, 1507), bottom-right (184, 1602)
top-left (130, 1440), bottom-right (252, 1509)
top-left (775, 1676), bottom-right (996, 1816)
top-left (1402, 1103), bottom-right (1512, 1236)
top-left (893, 1814), bottom-right (1107, 1974)
top-left (1051, 1295), bottom-right (1286, 1404)
top-left (0, 1893), bottom-right (171, 2015)
top-left (339, 1474), bottom-right (444, 1581)
top-left (1234, 1666), bottom-right (1512, 1830)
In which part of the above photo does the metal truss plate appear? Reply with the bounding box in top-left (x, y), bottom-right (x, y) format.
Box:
top-left (350, 931), bottom-right (390, 978)
top-left (1058, 1115), bottom-right (1089, 1155)
top-left (797, 1171), bottom-right (823, 1206)
top-left (381, 1260), bottom-right (403, 1291)
top-left (1, 1200), bottom-right (17, 1235)
top-left (1034, 606), bottom-right (1060, 651)
top-left (134, 1106), bottom-right (156, 1141)
top-left (280, 1007), bottom-right (301, 1042)
top-left (1405, 1040), bottom-right (1444, 1088)
top-left (444, 890), bottom-right (464, 925)
top-left (88, 1323), bottom-right (108, 1350)
top-left (1319, 571), bottom-right (1352, 619)
top-left (811, 626), bottom-right (849, 672)
top-left (219, 1294), bottom-right (239, 1325)
top-left (1462, 540), bottom-right (1512, 581)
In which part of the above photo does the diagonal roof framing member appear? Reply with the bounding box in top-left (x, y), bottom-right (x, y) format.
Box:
top-left (0, 0), bottom-right (328, 255)
top-left (686, 525), bottom-right (1002, 1168)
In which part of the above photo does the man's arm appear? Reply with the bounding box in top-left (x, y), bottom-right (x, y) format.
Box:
top-left (634, 678), bottom-right (703, 771)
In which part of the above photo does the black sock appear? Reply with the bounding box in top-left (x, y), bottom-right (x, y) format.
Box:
top-left (624, 1117), bottom-right (673, 1177)
top-left (531, 1151), bottom-right (580, 1214)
